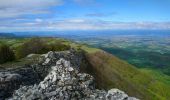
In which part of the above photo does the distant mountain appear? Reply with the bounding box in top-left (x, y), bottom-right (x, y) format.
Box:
top-left (0, 33), bottom-right (16, 38)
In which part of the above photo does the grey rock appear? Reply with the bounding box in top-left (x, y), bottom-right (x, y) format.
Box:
top-left (1, 50), bottom-right (138, 100)
top-left (0, 72), bottom-right (21, 82)
top-left (0, 72), bottom-right (22, 98)
top-left (106, 89), bottom-right (128, 100)
top-left (26, 54), bottom-right (36, 58)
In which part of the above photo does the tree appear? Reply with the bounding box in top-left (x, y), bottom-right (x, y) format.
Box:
top-left (0, 44), bottom-right (15, 64)
top-left (15, 38), bottom-right (71, 59)
top-left (15, 38), bottom-right (48, 59)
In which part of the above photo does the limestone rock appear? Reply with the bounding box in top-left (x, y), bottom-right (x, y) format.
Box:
top-left (0, 72), bottom-right (21, 99)
top-left (0, 50), bottom-right (138, 100)
top-left (10, 53), bottom-right (138, 100)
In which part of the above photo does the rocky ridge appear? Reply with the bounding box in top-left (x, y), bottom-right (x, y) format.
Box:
top-left (1, 50), bottom-right (139, 100)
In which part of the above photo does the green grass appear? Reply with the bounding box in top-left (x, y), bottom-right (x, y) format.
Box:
top-left (1, 37), bottom-right (170, 100)
top-left (85, 50), bottom-right (170, 100)
top-left (80, 45), bottom-right (100, 53)
top-left (140, 68), bottom-right (170, 85)
top-left (59, 40), bottom-right (100, 54)
top-left (0, 54), bottom-right (40, 69)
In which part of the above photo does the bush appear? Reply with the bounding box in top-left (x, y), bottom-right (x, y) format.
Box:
top-left (15, 38), bottom-right (71, 59)
top-left (0, 44), bottom-right (15, 64)
top-left (15, 38), bottom-right (48, 59)
top-left (47, 43), bottom-right (70, 51)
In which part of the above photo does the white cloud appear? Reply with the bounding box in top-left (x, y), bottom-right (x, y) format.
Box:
top-left (35, 18), bottom-right (43, 22)
top-left (0, 0), bottom-right (63, 18)
top-left (0, 0), bottom-right (63, 8)
top-left (0, 8), bottom-right (50, 18)
top-left (1, 18), bottom-right (170, 31)
top-left (67, 19), bottom-right (85, 23)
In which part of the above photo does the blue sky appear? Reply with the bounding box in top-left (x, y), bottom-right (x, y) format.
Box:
top-left (0, 0), bottom-right (170, 31)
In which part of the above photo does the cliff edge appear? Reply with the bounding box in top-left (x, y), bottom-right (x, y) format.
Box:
top-left (0, 49), bottom-right (138, 100)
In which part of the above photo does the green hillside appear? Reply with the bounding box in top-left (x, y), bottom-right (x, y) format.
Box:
top-left (0, 37), bottom-right (170, 100)
top-left (83, 50), bottom-right (170, 100)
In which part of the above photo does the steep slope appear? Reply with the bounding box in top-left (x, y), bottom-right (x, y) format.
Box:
top-left (1, 37), bottom-right (170, 100)
top-left (0, 50), bottom-right (138, 100)
top-left (83, 50), bottom-right (170, 100)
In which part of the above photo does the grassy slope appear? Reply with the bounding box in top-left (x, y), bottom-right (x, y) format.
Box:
top-left (0, 54), bottom-right (40, 69)
top-left (82, 47), bottom-right (170, 100)
top-left (1, 38), bottom-right (170, 100)
top-left (140, 68), bottom-right (170, 85)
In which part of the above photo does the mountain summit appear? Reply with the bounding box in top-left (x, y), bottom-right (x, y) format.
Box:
top-left (1, 50), bottom-right (138, 100)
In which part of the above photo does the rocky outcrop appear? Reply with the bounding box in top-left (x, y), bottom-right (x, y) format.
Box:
top-left (1, 50), bottom-right (139, 100)
top-left (0, 67), bottom-right (41, 99)
top-left (0, 72), bottom-right (21, 98)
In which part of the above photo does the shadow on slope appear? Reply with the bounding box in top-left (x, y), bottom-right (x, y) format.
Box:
top-left (81, 50), bottom-right (170, 100)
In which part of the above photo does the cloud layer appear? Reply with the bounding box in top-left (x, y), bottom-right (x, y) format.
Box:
top-left (0, 18), bottom-right (170, 31)
top-left (0, 0), bottom-right (170, 31)
top-left (0, 0), bottom-right (63, 18)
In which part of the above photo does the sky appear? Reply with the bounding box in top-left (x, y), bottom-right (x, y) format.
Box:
top-left (0, 0), bottom-right (170, 31)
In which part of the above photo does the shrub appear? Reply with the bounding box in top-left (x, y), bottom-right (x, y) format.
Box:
top-left (0, 44), bottom-right (15, 64)
top-left (15, 38), bottom-right (71, 59)
top-left (15, 38), bottom-right (48, 59)
top-left (47, 43), bottom-right (70, 51)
